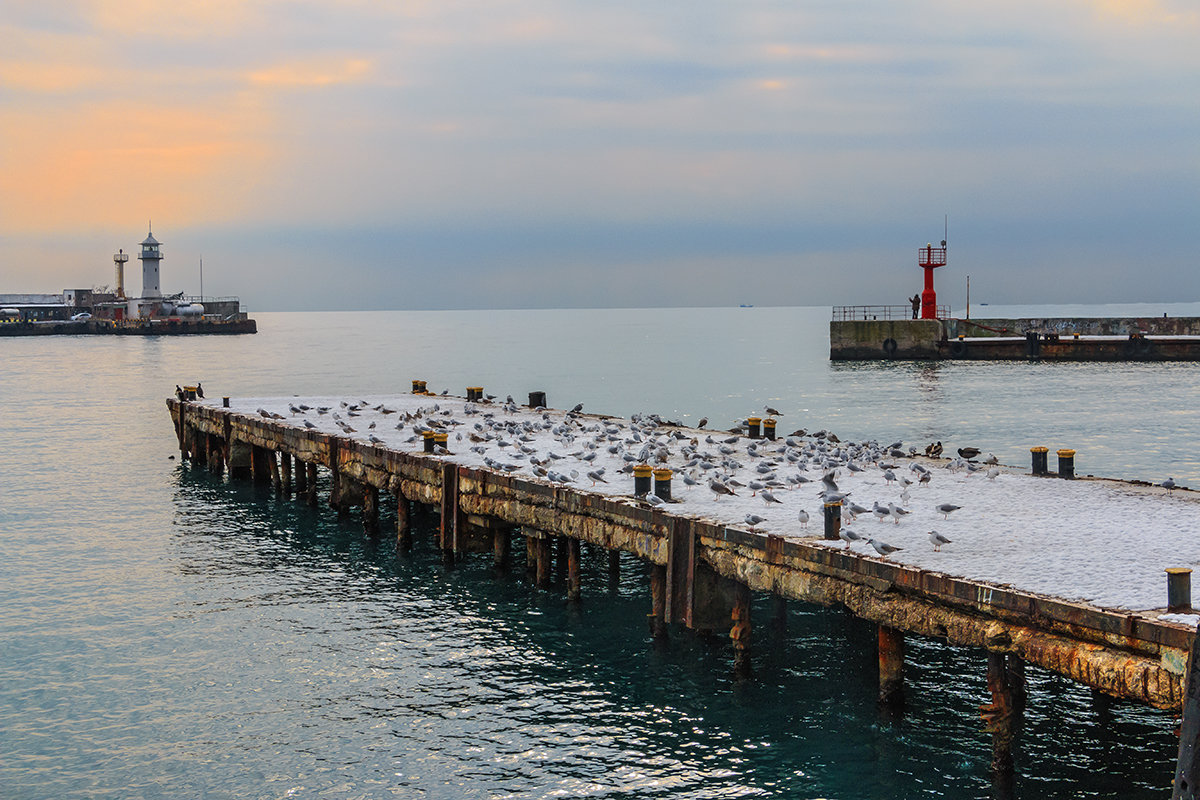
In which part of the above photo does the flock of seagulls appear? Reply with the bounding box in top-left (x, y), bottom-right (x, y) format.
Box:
top-left (253, 394), bottom-right (1009, 562)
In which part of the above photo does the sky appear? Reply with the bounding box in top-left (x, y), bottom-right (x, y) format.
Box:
top-left (1, 0), bottom-right (1197, 311)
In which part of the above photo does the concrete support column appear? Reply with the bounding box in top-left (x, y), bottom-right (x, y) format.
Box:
top-left (731, 582), bottom-right (752, 678)
top-left (878, 625), bottom-right (905, 708)
top-left (566, 538), bottom-right (581, 601)
top-left (648, 563), bottom-right (668, 640)
top-left (267, 449), bottom-right (281, 490)
top-left (985, 651), bottom-right (1017, 796)
top-left (396, 493), bottom-right (412, 552)
top-left (493, 527), bottom-right (510, 570)
top-left (229, 440), bottom-right (251, 481)
top-left (305, 463), bottom-right (319, 507)
top-left (363, 484), bottom-right (379, 535)
top-left (536, 535), bottom-right (552, 589)
top-left (294, 458), bottom-right (308, 495)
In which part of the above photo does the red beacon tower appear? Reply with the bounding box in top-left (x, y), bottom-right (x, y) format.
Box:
top-left (918, 239), bottom-right (947, 319)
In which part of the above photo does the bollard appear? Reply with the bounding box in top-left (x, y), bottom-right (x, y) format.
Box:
top-left (222, 397), bottom-right (230, 408)
top-left (746, 417), bottom-right (762, 439)
top-left (653, 468), bottom-right (672, 502)
top-left (528, 390), bottom-right (547, 408)
top-left (412, 379), bottom-right (427, 394)
top-left (1167, 568), bottom-right (1192, 612)
top-left (422, 431), bottom-right (436, 453)
top-left (183, 385), bottom-right (198, 400)
top-left (1057, 448), bottom-right (1075, 479)
top-left (762, 418), bottom-right (777, 441)
top-left (823, 501), bottom-right (842, 541)
top-left (633, 464), bottom-right (652, 496)
top-left (467, 386), bottom-right (483, 401)
top-left (433, 432), bottom-right (449, 452)
top-left (1030, 446), bottom-right (1048, 476)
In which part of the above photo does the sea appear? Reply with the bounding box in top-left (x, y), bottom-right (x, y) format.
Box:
top-left (3, 303), bottom-right (1199, 799)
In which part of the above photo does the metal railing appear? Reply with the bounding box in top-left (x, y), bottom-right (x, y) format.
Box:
top-left (832, 305), bottom-right (951, 321)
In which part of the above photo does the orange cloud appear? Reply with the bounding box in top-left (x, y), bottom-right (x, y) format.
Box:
top-left (1093, 0), bottom-right (1199, 25)
top-left (247, 58), bottom-right (372, 89)
top-left (0, 99), bottom-right (273, 233)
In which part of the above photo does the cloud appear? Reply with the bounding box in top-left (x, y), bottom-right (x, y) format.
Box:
top-left (247, 57), bottom-right (373, 89)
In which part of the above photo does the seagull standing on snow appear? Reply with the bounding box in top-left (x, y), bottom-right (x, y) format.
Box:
top-left (798, 509), bottom-right (810, 528)
top-left (929, 530), bottom-right (952, 551)
top-left (868, 538), bottom-right (903, 557)
top-left (936, 502), bottom-right (962, 519)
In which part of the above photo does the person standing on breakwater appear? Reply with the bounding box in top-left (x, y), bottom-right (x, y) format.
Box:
top-left (910, 294), bottom-right (920, 319)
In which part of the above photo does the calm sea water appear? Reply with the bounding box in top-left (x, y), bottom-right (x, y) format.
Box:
top-left (2, 305), bottom-right (1197, 799)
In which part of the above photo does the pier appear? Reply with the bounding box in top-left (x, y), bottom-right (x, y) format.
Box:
top-left (830, 311), bottom-right (1200, 361)
top-left (168, 391), bottom-right (1200, 790)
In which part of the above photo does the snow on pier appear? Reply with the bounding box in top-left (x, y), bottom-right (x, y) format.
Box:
top-left (207, 391), bottom-right (1199, 617)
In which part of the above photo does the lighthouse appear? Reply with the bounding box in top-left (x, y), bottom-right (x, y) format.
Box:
top-left (138, 227), bottom-right (163, 300)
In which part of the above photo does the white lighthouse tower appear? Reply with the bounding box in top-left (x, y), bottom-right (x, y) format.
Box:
top-left (138, 226), bottom-right (163, 300)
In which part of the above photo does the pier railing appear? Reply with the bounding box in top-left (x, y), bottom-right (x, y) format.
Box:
top-left (832, 305), bottom-right (951, 321)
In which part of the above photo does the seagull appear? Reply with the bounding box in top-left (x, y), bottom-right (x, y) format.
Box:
top-left (587, 470), bottom-right (608, 485)
top-left (929, 530), bottom-right (952, 551)
top-left (839, 527), bottom-right (862, 548)
top-left (764, 405), bottom-right (783, 417)
top-left (868, 538), bottom-right (903, 557)
top-left (798, 509), bottom-right (810, 528)
top-left (697, 417), bottom-right (708, 429)
top-left (983, 453), bottom-right (999, 465)
top-left (570, 403), bottom-right (584, 413)
top-left (303, 420), bottom-right (317, 429)
top-left (936, 503), bottom-right (962, 519)
top-left (1163, 477), bottom-right (1177, 493)
top-left (986, 467), bottom-right (1000, 480)
top-left (745, 513), bottom-right (766, 529)
top-left (709, 479), bottom-right (737, 500)
top-left (761, 490), bottom-right (783, 505)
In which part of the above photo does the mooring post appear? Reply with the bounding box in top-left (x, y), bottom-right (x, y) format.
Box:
top-left (396, 492), bottom-right (412, 551)
top-left (305, 463), bottom-right (318, 507)
top-left (731, 582), bottom-right (752, 678)
top-left (878, 625), bottom-right (905, 708)
top-left (1030, 446), bottom-right (1049, 476)
top-left (1172, 626), bottom-right (1200, 799)
top-left (492, 526), bottom-right (510, 570)
top-left (823, 501), bottom-right (842, 541)
top-left (567, 538), bottom-right (581, 601)
top-left (536, 535), bottom-right (552, 589)
top-left (648, 563), bottom-right (668, 640)
top-left (1169, 568), bottom-right (1194, 612)
top-left (1057, 448), bottom-right (1076, 479)
top-left (280, 453), bottom-right (292, 494)
top-left (985, 651), bottom-right (1016, 793)
top-left (363, 484), bottom-right (379, 535)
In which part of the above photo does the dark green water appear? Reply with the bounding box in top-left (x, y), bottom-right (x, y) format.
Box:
top-left (1, 307), bottom-right (1191, 798)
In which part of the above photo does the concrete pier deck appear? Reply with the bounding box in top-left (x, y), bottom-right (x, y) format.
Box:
top-left (168, 392), bottom-right (1199, 713)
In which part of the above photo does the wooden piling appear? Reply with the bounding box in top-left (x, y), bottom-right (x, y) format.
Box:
top-left (878, 625), bottom-right (905, 708)
top-left (608, 550), bottom-right (621, 582)
top-left (439, 464), bottom-right (458, 567)
top-left (771, 595), bottom-right (787, 631)
top-left (649, 563), bottom-right (668, 639)
top-left (280, 453), bottom-right (292, 494)
top-left (731, 582), bottom-right (752, 678)
top-left (555, 535), bottom-right (567, 583)
top-left (525, 533), bottom-right (538, 581)
top-left (567, 537), bottom-right (581, 601)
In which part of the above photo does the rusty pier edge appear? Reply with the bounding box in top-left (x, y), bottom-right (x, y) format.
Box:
top-left (169, 398), bottom-right (1191, 713)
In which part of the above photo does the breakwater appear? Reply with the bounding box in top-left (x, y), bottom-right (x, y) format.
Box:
top-left (831, 315), bottom-right (1200, 360)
